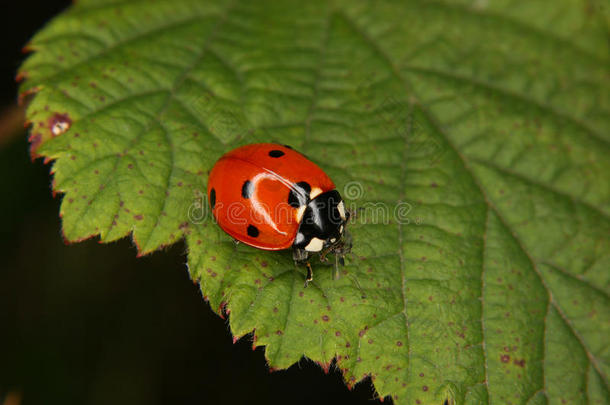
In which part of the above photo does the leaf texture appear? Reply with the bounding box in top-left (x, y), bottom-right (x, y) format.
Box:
top-left (20, 0), bottom-right (610, 403)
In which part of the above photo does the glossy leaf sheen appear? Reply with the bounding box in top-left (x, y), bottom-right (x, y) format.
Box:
top-left (20, 0), bottom-right (610, 403)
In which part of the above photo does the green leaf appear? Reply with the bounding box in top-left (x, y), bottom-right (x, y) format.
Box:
top-left (20, 0), bottom-right (610, 403)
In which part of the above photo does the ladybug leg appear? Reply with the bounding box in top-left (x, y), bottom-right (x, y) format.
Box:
top-left (333, 254), bottom-right (341, 280)
top-left (293, 247), bottom-right (313, 287)
top-left (341, 228), bottom-right (353, 254)
top-left (346, 207), bottom-right (362, 224)
top-left (347, 273), bottom-right (367, 299)
top-left (304, 261), bottom-right (313, 287)
top-left (319, 247), bottom-right (331, 262)
top-left (319, 238), bottom-right (343, 263)
top-left (292, 247), bottom-right (308, 262)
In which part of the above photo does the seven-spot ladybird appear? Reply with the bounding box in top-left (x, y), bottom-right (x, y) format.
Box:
top-left (208, 143), bottom-right (350, 285)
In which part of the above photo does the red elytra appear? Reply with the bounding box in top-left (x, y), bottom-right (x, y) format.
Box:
top-left (207, 143), bottom-right (337, 250)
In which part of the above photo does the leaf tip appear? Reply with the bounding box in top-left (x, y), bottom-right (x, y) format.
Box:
top-left (21, 42), bottom-right (34, 54)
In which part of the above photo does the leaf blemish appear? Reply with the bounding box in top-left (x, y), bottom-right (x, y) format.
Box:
top-left (49, 113), bottom-right (71, 136)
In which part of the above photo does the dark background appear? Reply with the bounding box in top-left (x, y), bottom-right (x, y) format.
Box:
top-left (0, 2), bottom-right (378, 404)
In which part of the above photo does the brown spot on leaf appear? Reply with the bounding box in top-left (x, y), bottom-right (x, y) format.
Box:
top-left (501, 354), bottom-right (510, 363)
top-left (49, 113), bottom-right (72, 136)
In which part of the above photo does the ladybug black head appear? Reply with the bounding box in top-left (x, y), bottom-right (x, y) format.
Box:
top-left (293, 190), bottom-right (348, 253)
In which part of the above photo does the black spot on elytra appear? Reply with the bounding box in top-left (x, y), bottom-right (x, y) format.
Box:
top-left (247, 225), bottom-right (259, 237)
top-left (282, 144), bottom-right (293, 149)
top-left (288, 181), bottom-right (311, 208)
top-left (269, 149), bottom-right (285, 158)
top-left (210, 188), bottom-right (216, 209)
top-left (242, 180), bottom-right (253, 198)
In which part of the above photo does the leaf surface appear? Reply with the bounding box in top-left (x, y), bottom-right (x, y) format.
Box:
top-left (20, 0), bottom-right (610, 403)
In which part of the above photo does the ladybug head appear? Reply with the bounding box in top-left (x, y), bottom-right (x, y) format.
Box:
top-left (293, 190), bottom-right (349, 253)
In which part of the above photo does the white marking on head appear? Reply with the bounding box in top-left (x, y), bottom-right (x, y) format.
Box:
top-left (339, 225), bottom-right (344, 234)
top-left (304, 237), bottom-right (324, 252)
top-left (337, 201), bottom-right (346, 221)
top-left (310, 187), bottom-right (323, 199)
top-left (330, 237), bottom-right (337, 243)
top-left (295, 205), bottom-right (306, 222)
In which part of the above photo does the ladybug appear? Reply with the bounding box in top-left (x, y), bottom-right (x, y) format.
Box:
top-left (207, 143), bottom-right (350, 285)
